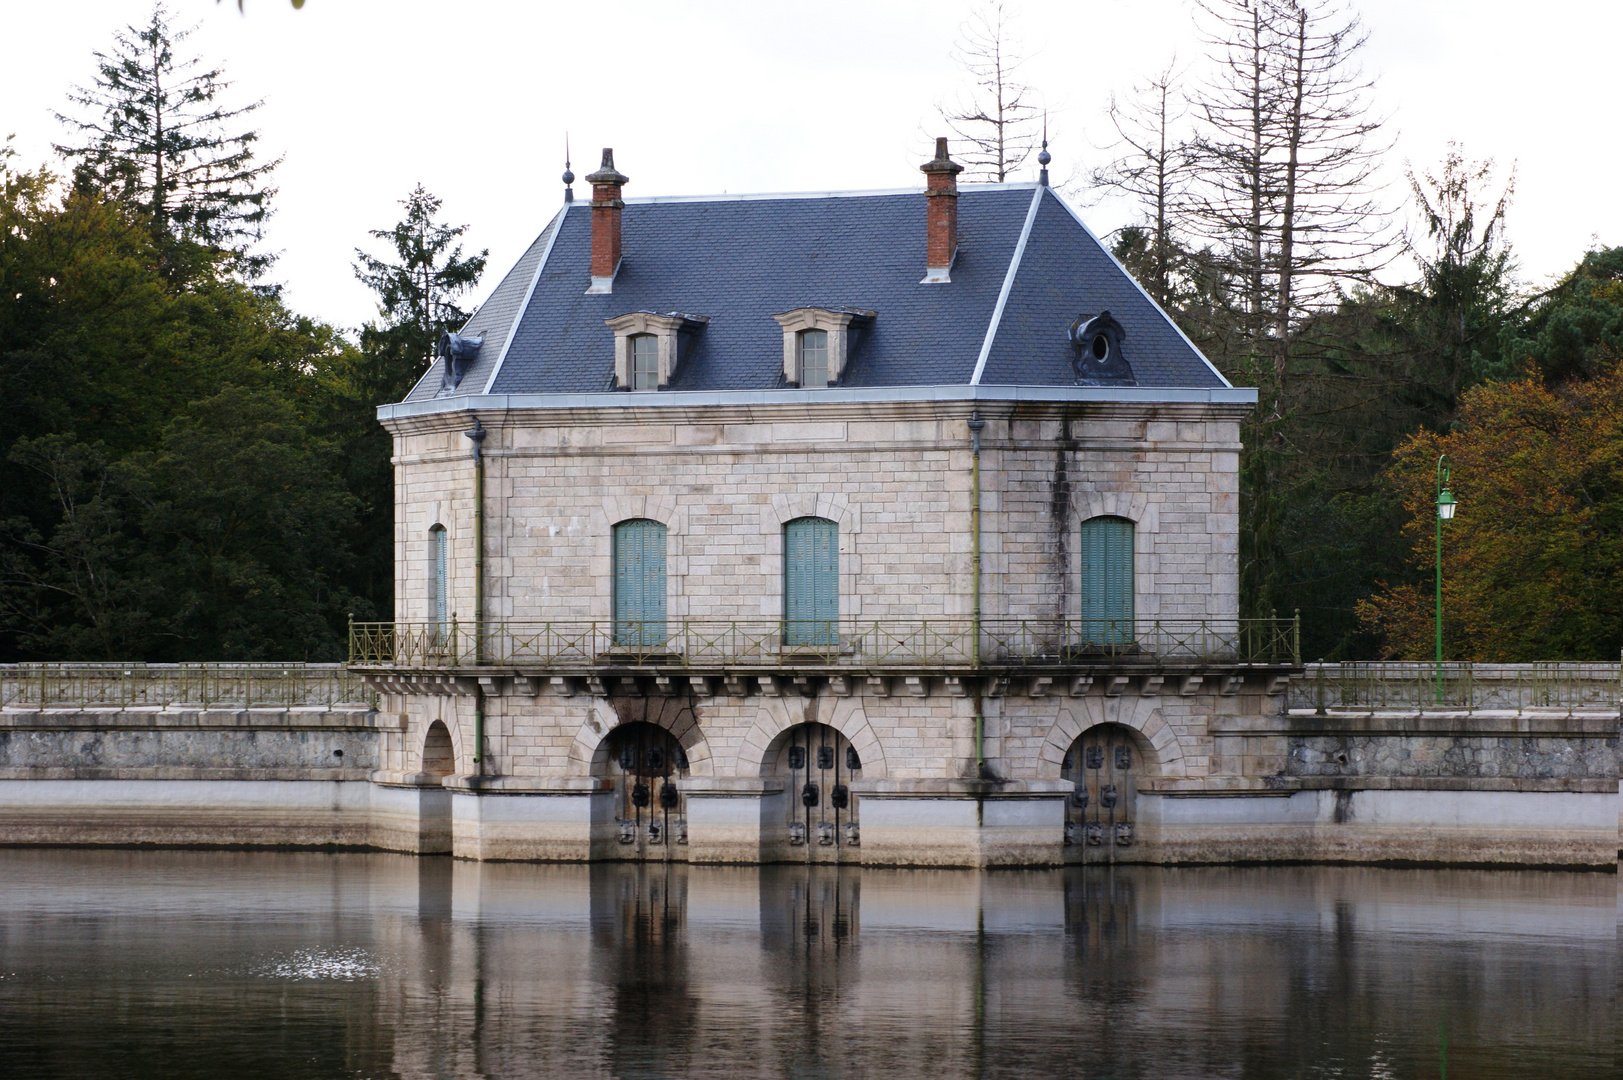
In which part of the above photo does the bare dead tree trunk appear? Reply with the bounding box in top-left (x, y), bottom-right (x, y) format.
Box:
top-left (937, 1), bottom-right (1044, 182)
top-left (1085, 61), bottom-right (1194, 307)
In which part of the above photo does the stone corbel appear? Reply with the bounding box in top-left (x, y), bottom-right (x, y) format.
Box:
top-left (827, 675), bottom-right (854, 697)
top-left (941, 676), bottom-right (968, 697)
top-left (1028, 676), bottom-right (1054, 698)
top-left (1104, 675), bottom-right (1131, 697)
top-left (758, 675), bottom-right (787, 696)
top-left (549, 676), bottom-right (577, 697)
top-left (865, 675), bottom-right (891, 697)
top-left (1068, 675), bottom-right (1093, 697)
top-left (903, 676), bottom-right (929, 697)
top-left (1219, 674), bottom-right (1244, 696)
top-left (688, 676), bottom-right (714, 697)
top-left (723, 675), bottom-right (750, 697)
top-left (1180, 675), bottom-right (1204, 696)
top-left (1140, 675), bottom-right (1165, 697)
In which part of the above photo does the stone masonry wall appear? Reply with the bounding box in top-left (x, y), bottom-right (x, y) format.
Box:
top-left (387, 400), bottom-right (1246, 634)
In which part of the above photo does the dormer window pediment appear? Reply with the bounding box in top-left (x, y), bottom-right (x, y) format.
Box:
top-left (772, 307), bottom-right (875, 387)
top-left (606, 311), bottom-right (708, 390)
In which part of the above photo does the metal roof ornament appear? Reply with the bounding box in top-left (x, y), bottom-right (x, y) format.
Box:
top-left (1068, 311), bottom-right (1135, 386)
top-left (438, 331), bottom-right (485, 391)
top-left (562, 135), bottom-right (575, 204)
top-left (1038, 112), bottom-right (1051, 186)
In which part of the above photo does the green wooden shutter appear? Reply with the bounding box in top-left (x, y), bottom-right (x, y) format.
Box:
top-left (614, 520), bottom-right (667, 647)
top-left (784, 517), bottom-right (838, 646)
top-left (1081, 516), bottom-right (1134, 646)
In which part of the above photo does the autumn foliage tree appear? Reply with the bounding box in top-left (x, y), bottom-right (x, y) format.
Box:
top-left (1358, 363), bottom-right (1623, 661)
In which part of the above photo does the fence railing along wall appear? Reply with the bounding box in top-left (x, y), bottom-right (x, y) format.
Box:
top-left (1288, 662), bottom-right (1622, 713)
top-left (1, 664), bottom-right (377, 709)
top-left (346, 617), bottom-right (1302, 670)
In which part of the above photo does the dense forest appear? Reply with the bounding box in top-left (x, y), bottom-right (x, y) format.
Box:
top-left (2, 2), bottom-right (1620, 663)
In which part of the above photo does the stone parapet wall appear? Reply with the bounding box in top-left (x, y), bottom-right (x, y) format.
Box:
top-left (0, 706), bottom-right (391, 781)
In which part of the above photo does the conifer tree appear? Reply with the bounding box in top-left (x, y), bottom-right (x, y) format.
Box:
top-left (353, 184), bottom-right (488, 383)
top-left (55, 3), bottom-right (280, 277)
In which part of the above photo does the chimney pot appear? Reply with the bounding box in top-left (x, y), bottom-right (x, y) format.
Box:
top-left (920, 138), bottom-right (963, 284)
top-left (585, 148), bottom-right (629, 293)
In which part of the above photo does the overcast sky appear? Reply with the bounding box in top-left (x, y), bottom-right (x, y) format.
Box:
top-left (4, 0), bottom-right (1619, 331)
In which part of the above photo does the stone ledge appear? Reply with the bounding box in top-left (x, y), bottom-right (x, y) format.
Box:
top-left (0, 707), bottom-right (391, 731)
top-left (442, 774), bottom-right (608, 794)
top-left (0, 767), bottom-right (376, 781)
top-left (1145, 775), bottom-right (1617, 795)
top-left (1213, 709), bottom-right (1621, 735)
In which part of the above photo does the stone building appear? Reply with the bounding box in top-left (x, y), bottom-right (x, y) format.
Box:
top-left (354, 140), bottom-right (1297, 866)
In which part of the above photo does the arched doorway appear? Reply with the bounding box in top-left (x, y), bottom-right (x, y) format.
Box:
top-left (770, 723), bottom-right (861, 862)
top-left (1061, 724), bottom-right (1140, 862)
top-left (422, 721), bottom-right (455, 779)
top-left (418, 720), bottom-right (455, 855)
top-left (605, 722), bottom-right (690, 860)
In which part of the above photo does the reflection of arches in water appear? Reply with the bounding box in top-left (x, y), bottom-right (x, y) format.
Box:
top-left (1061, 724), bottom-right (1148, 861)
top-left (601, 722), bottom-right (691, 860)
top-left (765, 723), bottom-right (862, 860)
top-left (587, 864), bottom-right (700, 1075)
top-left (421, 720), bottom-right (455, 778)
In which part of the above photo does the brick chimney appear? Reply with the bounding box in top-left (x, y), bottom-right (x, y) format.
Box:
top-left (920, 137), bottom-right (963, 285)
top-left (585, 148), bottom-right (629, 295)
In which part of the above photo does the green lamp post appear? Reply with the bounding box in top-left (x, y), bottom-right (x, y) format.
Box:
top-left (1434, 455), bottom-right (1457, 703)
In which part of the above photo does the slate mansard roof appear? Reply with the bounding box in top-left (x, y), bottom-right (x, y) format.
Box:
top-left (401, 183), bottom-right (1231, 405)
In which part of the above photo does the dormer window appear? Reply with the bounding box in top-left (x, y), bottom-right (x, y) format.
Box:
top-left (798, 330), bottom-right (830, 387)
top-left (630, 334), bottom-right (659, 390)
top-left (606, 311), bottom-right (709, 391)
top-left (773, 308), bottom-right (875, 387)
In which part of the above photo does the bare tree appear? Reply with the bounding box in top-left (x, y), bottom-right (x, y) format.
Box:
top-left (937, 1), bottom-right (1044, 182)
top-left (1086, 60), bottom-right (1195, 306)
top-left (1185, 0), bottom-right (1390, 397)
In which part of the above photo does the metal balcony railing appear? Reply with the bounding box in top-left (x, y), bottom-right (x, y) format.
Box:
top-left (1288, 661), bottom-right (1621, 713)
top-left (347, 616), bottom-right (1301, 671)
top-left (1, 663), bottom-right (377, 709)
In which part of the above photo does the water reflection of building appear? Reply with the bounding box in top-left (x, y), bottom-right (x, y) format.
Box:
top-left (358, 856), bottom-right (1617, 1079)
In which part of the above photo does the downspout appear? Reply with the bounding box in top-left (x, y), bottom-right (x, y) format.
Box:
top-left (464, 416), bottom-right (487, 773)
top-left (967, 412), bottom-right (987, 779)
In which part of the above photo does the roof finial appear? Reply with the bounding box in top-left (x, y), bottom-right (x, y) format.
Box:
top-left (562, 134), bottom-right (575, 203)
top-left (1038, 112), bottom-right (1051, 187)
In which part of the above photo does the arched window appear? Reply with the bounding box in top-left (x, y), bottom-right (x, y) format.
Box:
top-left (629, 333), bottom-right (660, 390)
top-left (797, 329), bottom-right (830, 387)
top-left (784, 516), bottom-right (838, 647)
top-left (614, 519), bottom-right (667, 647)
top-left (430, 525), bottom-right (448, 630)
top-left (1080, 516), bottom-right (1134, 644)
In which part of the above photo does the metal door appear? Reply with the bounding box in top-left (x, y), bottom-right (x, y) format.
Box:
top-left (607, 722), bottom-right (688, 860)
top-left (1062, 724), bottom-right (1136, 860)
top-left (779, 723), bottom-right (861, 860)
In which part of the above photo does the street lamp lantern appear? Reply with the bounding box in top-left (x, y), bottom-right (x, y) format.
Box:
top-left (1434, 456), bottom-right (1456, 703)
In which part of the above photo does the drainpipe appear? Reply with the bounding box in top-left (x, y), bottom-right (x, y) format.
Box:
top-left (967, 412), bottom-right (987, 778)
top-left (464, 416), bottom-right (487, 773)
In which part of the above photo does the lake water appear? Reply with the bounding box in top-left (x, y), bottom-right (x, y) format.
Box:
top-left (0, 850), bottom-right (1613, 1078)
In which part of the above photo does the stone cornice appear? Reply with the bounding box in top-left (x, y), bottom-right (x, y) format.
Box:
top-left (380, 386), bottom-right (1257, 435)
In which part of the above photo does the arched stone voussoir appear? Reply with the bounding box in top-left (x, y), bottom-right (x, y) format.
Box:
top-left (566, 697), bottom-right (714, 777)
top-left (735, 693), bottom-right (888, 779)
top-left (1036, 699), bottom-right (1184, 779)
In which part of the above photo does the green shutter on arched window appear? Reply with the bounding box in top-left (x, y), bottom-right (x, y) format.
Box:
top-left (784, 517), bottom-right (838, 646)
top-left (1080, 516), bottom-right (1134, 646)
top-left (614, 519), bottom-right (667, 647)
